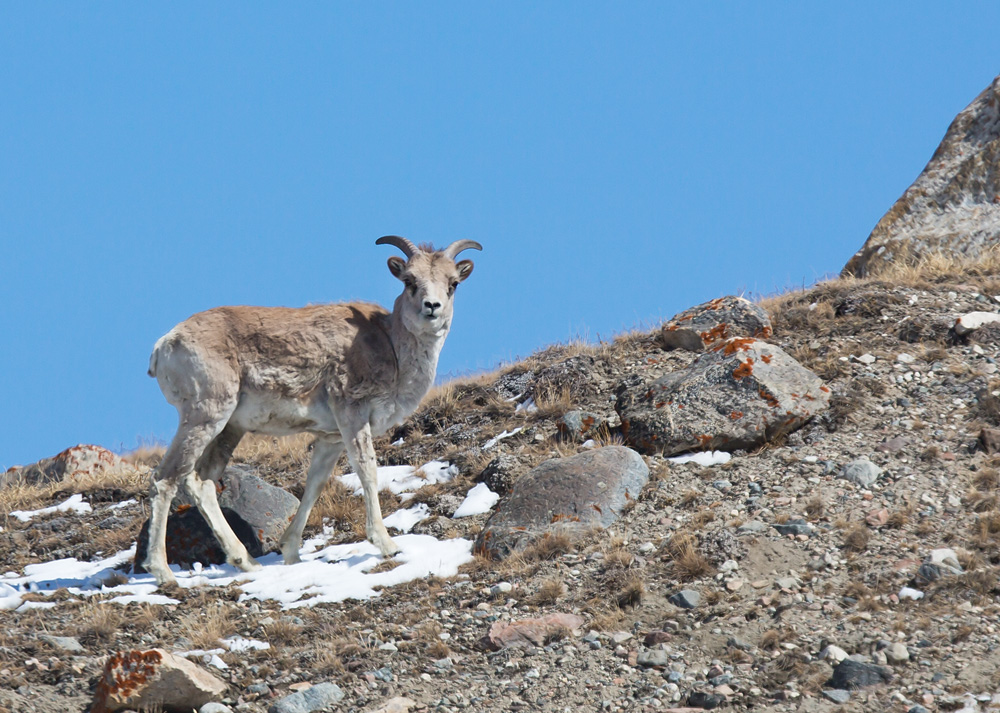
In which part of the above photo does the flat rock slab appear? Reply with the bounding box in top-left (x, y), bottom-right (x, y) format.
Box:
top-left (658, 296), bottom-right (773, 352)
top-left (617, 338), bottom-right (830, 455)
top-left (474, 446), bottom-right (649, 559)
top-left (479, 613), bottom-right (585, 650)
top-left (3, 444), bottom-right (123, 487)
top-left (92, 649), bottom-right (227, 713)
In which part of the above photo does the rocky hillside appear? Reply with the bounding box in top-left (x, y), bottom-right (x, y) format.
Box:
top-left (843, 72), bottom-right (1000, 277)
top-left (5, 251), bottom-right (1000, 713)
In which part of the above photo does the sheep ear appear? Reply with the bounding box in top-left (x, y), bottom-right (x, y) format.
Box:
top-left (387, 257), bottom-right (407, 279)
top-left (456, 260), bottom-right (474, 282)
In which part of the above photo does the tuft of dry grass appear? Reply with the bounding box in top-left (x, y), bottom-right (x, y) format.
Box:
top-left (664, 533), bottom-right (713, 580)
top-left (533, 578), bottom-right (566, 606)
top-left (74, 602), bottom-right (125, 645)
top-left (804, 496), bottom-right (825, 520)
top-left (759, 627), bottom-right (797, 651)
top-left (177, 603), bottom-right (239, 650)
top-left (616, 574), bottom-right (645, 609)
top-left (842, 523), bottom-right (871, 553)
top-left (520, 531), bottom-right (575, 562)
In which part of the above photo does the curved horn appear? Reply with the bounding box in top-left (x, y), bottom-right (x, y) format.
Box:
top-left (376, 235), bottom-right (418, 258)
top-left (442, 240), bottom-right (483, 260)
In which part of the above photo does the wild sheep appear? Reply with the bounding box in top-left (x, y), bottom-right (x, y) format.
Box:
top-left (143, 236), bottom-right (481, 585)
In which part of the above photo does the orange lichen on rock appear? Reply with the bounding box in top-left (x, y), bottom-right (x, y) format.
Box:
top-left (729, 411), bottom-right (744, 420)
top-left (755, 325), bottom-right (773, 338)
top-left (759, 388), bottom-right (780, 408)
top-left (92, 650), bottom-right (163, 713)
top-left (713, 337), bottom-right (756, 355)
top-left (705, 297), bottom-right (726, 310)
top-left (761, 354), bottom-right (772, 364)
top-left (699, 322), bottom-right (730, 345)
top-left (732, 358), bottom-right (754, 380)
top-left (697, 434), bottom-right (713, 446)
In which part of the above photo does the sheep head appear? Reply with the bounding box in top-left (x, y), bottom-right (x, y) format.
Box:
top-left (377, 236), bottom-right (481, 337)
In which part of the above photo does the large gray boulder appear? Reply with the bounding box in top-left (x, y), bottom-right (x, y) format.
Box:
top-left (844, 74), bottom-right (1000, 277)
top-left (616, 338), bottom-right (829, 455)
top-left (173, 464), bottom-right (299, 554)
top-left (658, 296), bottom-right (773, 352)
top-left (475, 446), bottom-right (649, 559)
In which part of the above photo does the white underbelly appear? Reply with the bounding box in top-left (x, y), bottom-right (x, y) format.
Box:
top-left (230, 392), bottom-right (339, 436)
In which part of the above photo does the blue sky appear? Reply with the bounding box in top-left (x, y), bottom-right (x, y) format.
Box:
top-left (2, 4), bottom-right (999, 467)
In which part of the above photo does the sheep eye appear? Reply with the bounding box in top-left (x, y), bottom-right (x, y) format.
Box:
top-left (404, 278), bottom-right (417, 294)
top-left (448, 281), bottom-right (458, 296)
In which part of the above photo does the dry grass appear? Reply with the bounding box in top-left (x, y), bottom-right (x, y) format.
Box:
top-left (73, 602), bottom-right (125, 645)
top-left (803, 496), bottom-right (826, 520)
top-left (842, 523), bottom-right (871, 553)
top-left (615, 574), bottom-right (645, 609)
top-left (531, 380), bottom-right (574, 419)
top-left (176, 603), bottom-right (239, 650)
top-left (308, 479), bottom-right (367, 536)
top-left (533, 578), bottom-right (566, 606)
top-left (759, 627), bottom-right (797, 651)
top-left (664, 533), bottom-right (713, 580)
top-left (519, 531), bottom-right (575, 562)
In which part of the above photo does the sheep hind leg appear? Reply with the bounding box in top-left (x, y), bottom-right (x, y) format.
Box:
top-left (145, 419), bottom-right (230, 585)
top-left (279, 439), bottom-right (344, 564)
top-left (182, 424), bottom-right (261, 574)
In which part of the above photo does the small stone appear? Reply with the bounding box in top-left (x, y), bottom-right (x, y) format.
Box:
top-left (40, 635), bottom-right (84, 653)
top-left (823, 689), bottom-right (851, 704)
top-left (268, 683), bottom-right (345, 713)
top-left (687, 691), bottom-right (725, 709)
top-left (885, 643), bottom-right (909, 665)
top-left (899, 587), bottom-right (924, 600)
top-left (840, 458), bottom-right (882, 488)
top-left (669, 589), bottom-right (702, 609)
top-left (896, 353), bottom-right (915, 364)
top-left (855, 354), bottom-right (877, 365)
top-left (610, 631), bottom-right (633, 645)
top-left (367, 698), bottom-right (417, 713)
top-left (820, 645), bottom-right (849, 664)
top-left (827, 658), bottom-right (893, 690)
top-left (200, 704), bottom-right (233, 713)
top-left (866, 509), bottom-right (890, 527)
top-left (775, 576), bottom-right (798, 590)
top-left (636, 650), bottom-right (671, 668)
top-left (929, 548), bottom-right (962, 571)
top-left (772, 519), bottom-right (813, 537)
top-left (738, 520), bottom-right (767, 534)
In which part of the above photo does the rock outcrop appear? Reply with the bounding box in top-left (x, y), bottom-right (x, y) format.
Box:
top-left (2, 444), bottom-right (122, 487)
top-left (844, 74), bottom-right (1000, 276)
top-left (475, 446), bottom-right (649, 559)
top-left (657, 296), bottom-right (772, 352)
top-left (616, 338), bottom-right (829, 455)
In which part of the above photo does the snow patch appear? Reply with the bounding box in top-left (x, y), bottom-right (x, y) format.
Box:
top-left (667, 451), bottom-right (732, 467)
top-left (11, 493), bottom-right (92, 522)
top-left (452, 483), bottom-right (499, 518)
top-left (484, 428), bottom-right (523, 450)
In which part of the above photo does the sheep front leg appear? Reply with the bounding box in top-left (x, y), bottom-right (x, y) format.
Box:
top-left (342, 421), bottom-right (401, 558)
